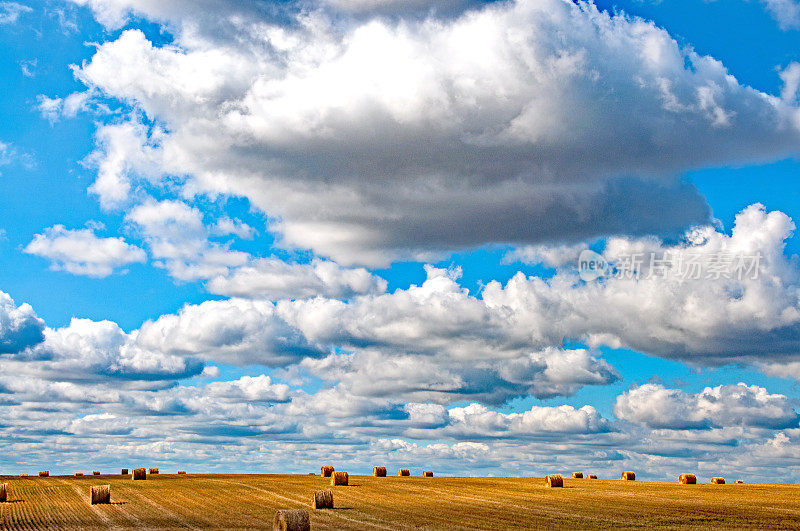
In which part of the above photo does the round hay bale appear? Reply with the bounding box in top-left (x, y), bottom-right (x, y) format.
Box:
top-left (177, 471), bottom-right (186, 475)
top-left (38, 471), bottom-right (49, 477)
top-left (711, 477), bottom-right (725, 484)
top-left (572, 472), bottom-right (583, 479)
top-left (320, 466), bottom-right (335, 478)
top-left (734, 480), bottom-right (744, 484)
top-left (545, 474), bottom-right (563, 488)
top-left (331, 471), bottom-right (349, 486)
top-left (423, 471), bottom-right (433, 477)
top-left (679, 473), bottom-right (697, 484)
top-left (91, 485), bottom-right (111, 505)
top-left (148, 468), bottom-right (159, 475)
top-left (620, 471), bottom-right (636, 481)
top-left (121, 469), bottom-right (128, 475)
top-left (588, 475), bottom-right (598, 479)
top-left (0, 483), bottom-right (7, 503)
top-left (312, 489), bottom-right (333, 509)
top-left (372, 466), bottom-right (387, 477)
top-left (132, 468), bottom-right (146, 480)
top-left (273, 509), bottom-right (310, 531)
top-left (92, 471), bottom-right (100, 476)
top-left (74, 473), bottom-right (83, 477)
top-left (19, 474), bottom-right (27, 478)
top-left (398, 468), bottom-right (410, 477)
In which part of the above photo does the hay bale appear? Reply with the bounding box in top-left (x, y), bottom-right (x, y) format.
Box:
top-left (38, 471), bottom-right (49, 477)
top-left (312, 489), bottom-right (333, 509)
top-left (121, 469), bottom-right (128, 475)
top-left (588, 475), bottom-right (598, 479)
top-left (91, 485), bottom-right (111, 505)
top-left (0, 483), bottom-right (7, 502)
top-left (372, 466), bottom-right (387, 477)
top-left (273, 509), bottom-right (310, 531)
top-left (545, 474), bottom-right (563, 488)
top-left (92, 471), bottom-right (100, 476)
top-left (423, 471), bottom-right (433, 477)
top-left (19, 474), bottom-right (27, 478)
top-left (679, 473), bottom-right (697, 485)
top-left (177, 471), bottom-right (186, 475)
top-left (331, 471), bottom-right (349, 486)
top-left (711, 477), bottom-right (725, 484)
top-left (148, 468), bottom-right (159, 475)
top-left (620, 471), bottom-right (636, 481)
top-left (308, 473), bottom-right (315, 476)
top-left (398, 468), bottom-right (410, 477)
top-left (572, 472), bottom-right (583, 479)
top-left (74, 473), bottom-right (84, 477)
top-left (734, 480), bottom-right (744, 484)
top-left (132, 468), bottom-right (146, 480)
top-left (320, 466), bottom-right (335, 478)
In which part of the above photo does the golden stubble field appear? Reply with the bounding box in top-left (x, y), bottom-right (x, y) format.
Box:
top-left (0, 473), bottom-right (798, 529)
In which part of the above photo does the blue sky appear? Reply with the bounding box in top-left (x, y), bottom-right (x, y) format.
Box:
top-left (2, 0), bottom-right (800, 480)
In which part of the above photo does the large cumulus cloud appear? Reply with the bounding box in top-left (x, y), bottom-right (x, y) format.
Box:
top-left (66, 0), bottom-right (800, 264)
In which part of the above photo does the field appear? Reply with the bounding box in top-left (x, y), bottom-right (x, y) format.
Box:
top-left (0, 474), bottom-right (799, 529)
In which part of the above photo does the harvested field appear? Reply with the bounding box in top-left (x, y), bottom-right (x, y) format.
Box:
top-left (0, 474), bottom-right (797, 529)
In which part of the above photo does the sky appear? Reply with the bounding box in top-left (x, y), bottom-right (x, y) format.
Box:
top-left (1, 0), bottom-right (800, 482)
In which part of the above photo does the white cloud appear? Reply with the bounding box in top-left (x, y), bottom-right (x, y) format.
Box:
top-left (68, 0), bottom-right (800, 265)
top-left (37, 92), bottom-right (93, 122)
top-left (207, 258), bottom-right (387, 300)
top-left (20, 59), bottom-right (36, 77)
top-left (65, 413), bottom-right (131, 436)
top-left (278, 205), bottom-right (800, 370)
top-left (24, 225), bottom-right (146, 278)
top-left (204, 375), bottom-right (292, 402)
top-left (30, 318), bottom-right (204, 383)
top-left (85, 121), bottom-right (165, 209)
top-left (0, 2), bottom-right (32, 25)
top-left (483, 204), bottom-right (800, 363)
top-left (0, 141), bottom-right (34, 174)
top-left (781, 62), bottom-right (800, 104)
top-left (441, 403), bottom-right (610, 438)
top-left (125, 199), bottom-right (249, 281)
top-left (0, 291), bottom-right (44, 355)
top-left (134, 298), bottom-right (326, 367)
top-left (126, 198), bottom-right (389, 299)
top-left (504, 242), bottom-right (589, 268)
top-left (200, 365), bottom-right (220, 378)
top-left (211, 217), bottom-right (255, 239)
top-left (614, 383), bottom-right (799, 430)
top-left (300, 346), bottom-right (618, 405)
top-left (762, 0), bottom-right (800, 30)
top-left (0, 141), bottom-right (13, 168)
top-left (321, 0), bottom-right (478, 16)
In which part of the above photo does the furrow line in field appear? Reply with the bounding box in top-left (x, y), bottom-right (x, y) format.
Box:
top-left (331, 480), bottom-right (480, 531)
top-left (411, 484), bottom-right (617, 527)
top-left (60, 479), bottom-right (121, 530)
top-left (155, 481), bottom-right (246, 528)
top-left (120, 486), bottom-right (201, 530)
top-left (205, 477), bottom-right (400, 531)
